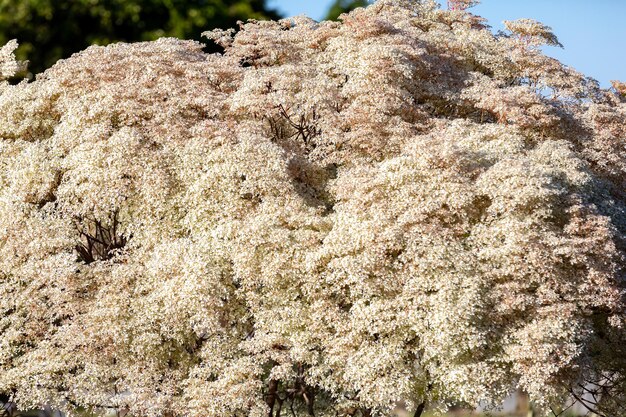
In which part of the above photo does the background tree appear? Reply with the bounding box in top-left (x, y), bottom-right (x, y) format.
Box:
top-left (324, 0), bottom-right (370, 20)
top-left (0, 0), bottom-right (281, 74)
top-left (0, 1), bottom-right (624, 417)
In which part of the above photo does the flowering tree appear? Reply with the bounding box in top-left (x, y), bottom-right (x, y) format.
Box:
top-left (0, 1), bottom-right (624, 417)
top-left (447, 0), bottom-right (479, 11)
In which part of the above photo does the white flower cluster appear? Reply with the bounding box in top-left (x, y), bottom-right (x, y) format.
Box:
top-left (0, 40), bottom-right (26, 81)
top-left (0, 1), bottom-right (624, 417)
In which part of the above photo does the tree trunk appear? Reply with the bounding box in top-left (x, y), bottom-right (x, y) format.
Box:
top-left (516, 389), bottom-right (530, 415)
top-left (266, 380), bottom-right (278, 417)
top-left (414, 401), bottom-right (426, 417)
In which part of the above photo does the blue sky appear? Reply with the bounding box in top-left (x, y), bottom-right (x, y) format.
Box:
top-left (267, 0), bottom-right (626, 87)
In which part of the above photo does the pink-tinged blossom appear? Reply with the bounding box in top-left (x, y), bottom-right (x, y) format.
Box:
top-left (0, 2), bottom-right (624, 417)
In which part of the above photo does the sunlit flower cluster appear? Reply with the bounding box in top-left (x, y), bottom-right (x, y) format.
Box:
top-left (0, 1), bottom-right (624, 416)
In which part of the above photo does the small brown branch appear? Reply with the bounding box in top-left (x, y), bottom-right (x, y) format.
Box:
top-left (568, 388), bottom-right (608, 417)
top-left (74, 211), bottom-right (128, 264)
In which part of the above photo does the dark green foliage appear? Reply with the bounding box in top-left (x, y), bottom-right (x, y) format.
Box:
top-left (0, 0), bottom-right (281, 74)
top-left (324, 0), bottom-right (370, 21)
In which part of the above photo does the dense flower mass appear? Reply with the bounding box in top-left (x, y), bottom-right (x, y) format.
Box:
top-left (0, 1), bottom-right (624, 416)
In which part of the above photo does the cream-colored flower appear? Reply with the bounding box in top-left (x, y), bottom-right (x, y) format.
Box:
top-left (0, 2), bottom-right (624, 417)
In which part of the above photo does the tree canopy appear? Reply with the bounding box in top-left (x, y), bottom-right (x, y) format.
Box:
top-left (324, 0), bottom-right (370, 21)
top-left (0, 0), bottom-right (281, 74)
top-left (0, 1), bottom-right (624, 417)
